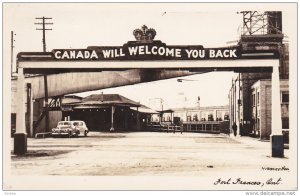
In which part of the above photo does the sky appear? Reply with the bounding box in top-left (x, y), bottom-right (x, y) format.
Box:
top-left (75, 71), bottom-right (238, 109)
top-left (3, 3), bottom-right (293, 109)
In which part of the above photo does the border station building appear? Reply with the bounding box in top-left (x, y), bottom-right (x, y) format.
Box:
top-left (62, 94), bottom-right (141, 132)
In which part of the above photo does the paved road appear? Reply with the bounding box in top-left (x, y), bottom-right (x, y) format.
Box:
top-left (11, 131), bottom-right (290, 176)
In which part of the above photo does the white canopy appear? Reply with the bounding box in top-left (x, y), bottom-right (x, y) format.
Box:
top-left (130, 105), bottom-right (159, 114)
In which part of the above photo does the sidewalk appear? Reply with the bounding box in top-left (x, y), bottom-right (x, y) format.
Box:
top-left (225, 133), bottom-right (289, 158)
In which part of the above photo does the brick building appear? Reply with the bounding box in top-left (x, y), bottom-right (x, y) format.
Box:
top-left (250, 79), bottom-right (289, 139)
top-left (228, 43), bottom-right (289, 139)
top-left (171, 106), bottom-right (229, 123)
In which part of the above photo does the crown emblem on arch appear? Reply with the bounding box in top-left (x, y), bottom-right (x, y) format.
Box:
top-left (133, 25), bottom-right (156, 42)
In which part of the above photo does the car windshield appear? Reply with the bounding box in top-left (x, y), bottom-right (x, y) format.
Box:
top-left (72, 121), bottom-right (83, 126)
top-left (58, 122), bottom-right (71, 126)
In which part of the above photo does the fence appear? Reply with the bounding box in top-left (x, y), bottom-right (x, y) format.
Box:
top-left (146, 121), bottom-right (230, 134)
top-left (182, 121), bottom-right (229, 134)
top-left (146, 123), bottom-right (181, 132)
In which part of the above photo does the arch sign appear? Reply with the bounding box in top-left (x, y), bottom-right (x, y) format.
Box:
top-left (53, 43), bottom-right (239, 60)
top-left (18, 25), bottom-right (278, 67)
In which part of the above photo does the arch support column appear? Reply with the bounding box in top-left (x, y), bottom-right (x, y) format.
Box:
top-left (271, 61), bottom-right (284, 158)
top-left (14, 68), bottom-right (27, 155)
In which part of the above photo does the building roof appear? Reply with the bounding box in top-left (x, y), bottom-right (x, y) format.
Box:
top-left (62, 95), bottom-right (83, 104)
top-left (158, 109), bottom-right (174, 113)
top-left (171, 105), bottom-right (229, 112)
top-left (66, 94), bottom-right (141, 107)
top-left (130, 105), bottom-right (159, 114)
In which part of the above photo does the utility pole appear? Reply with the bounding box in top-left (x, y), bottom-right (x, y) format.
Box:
top-left (35, 17), bottom-right (53, 133)
top-left (35, 17), bottom-right (53, 52)
top-left (11, 31), bottom-right (16, 75)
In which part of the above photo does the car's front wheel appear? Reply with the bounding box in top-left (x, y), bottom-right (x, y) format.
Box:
top-left (84, 130), bottom-right (88, 137)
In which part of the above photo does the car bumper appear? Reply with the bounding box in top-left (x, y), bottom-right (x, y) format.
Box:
top-left (52, 132), bottom-right (70, 136)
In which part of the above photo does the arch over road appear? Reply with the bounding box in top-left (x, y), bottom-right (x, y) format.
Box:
top-left (14, 38), bottom-right (284, 158)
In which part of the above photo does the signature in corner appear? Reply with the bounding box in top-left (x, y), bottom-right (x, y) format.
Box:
top-left (213, 177), bottom-right (282, 187)
top-left (262, 166), bottom-right (289, 171)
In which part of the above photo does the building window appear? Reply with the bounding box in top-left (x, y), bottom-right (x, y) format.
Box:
top-left (208, 114), bottom-right (214, 121)
top-left (252, 94), bottom-right (256, 106)
top-left (217, 111), bottom-right (223, 120)
top-left (11, 113), bottom-right (16, 137)
top-left (187, 116), bottom-right (191, 122)
top-left (193, 114), bottom-right (198, 121)
top-left (281, 92), bottom-right (289, 103)
top-left (224, 114), bottom-right (229, 121)
top-left (282, 117), bottom-right (289, 129)
top-left (257, 92), bottom-right (260, 105)
top-left (200, 112), bottom-right (206, 121)
top-left (186, 112), bottom-right (192, 122)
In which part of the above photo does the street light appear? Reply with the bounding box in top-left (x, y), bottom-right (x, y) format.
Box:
top-left (177, 77), bottom-right (201, 108)
top-left (176, 78), bottom-right (201, 122)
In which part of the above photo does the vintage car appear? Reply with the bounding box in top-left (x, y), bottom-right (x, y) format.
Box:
top-left (52, 120), bottom-right (89, 137)
top-left (71, 120), bottom-right (89, 136)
